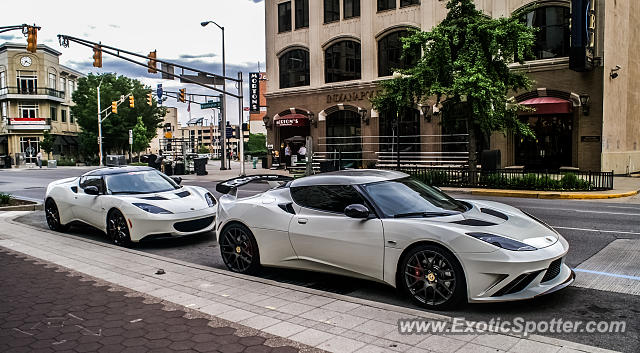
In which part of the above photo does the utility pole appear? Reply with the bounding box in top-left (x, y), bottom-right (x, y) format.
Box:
top-left (238, 71), bottom-right (245, 176)
top-left (97, 78), bottom-right (104, 167)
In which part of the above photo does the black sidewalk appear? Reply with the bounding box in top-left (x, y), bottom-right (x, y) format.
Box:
top-left (0, 248), bottom-right (300, 353)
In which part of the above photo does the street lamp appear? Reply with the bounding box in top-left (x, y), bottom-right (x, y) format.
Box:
top-left (201, 20), bottom-right (228, 170)
top-left (97, 77), bottom-right (104, 167)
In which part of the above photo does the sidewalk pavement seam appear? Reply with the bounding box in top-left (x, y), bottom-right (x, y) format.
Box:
top-left (0, 212), bottom-right (620, 353)
top-left (442, 188), bottom-right (640, 200)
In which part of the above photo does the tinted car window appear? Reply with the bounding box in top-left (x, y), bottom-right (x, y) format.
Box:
top-left (290, 185), bottom-right (366, 214)
top-left (79, 176), bottom-right (104, 192)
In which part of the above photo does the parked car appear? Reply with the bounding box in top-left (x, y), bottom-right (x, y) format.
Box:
top-left (45, 166), bottom-right (217, 246)
top-left (215, 170), bottom-right (574, 309)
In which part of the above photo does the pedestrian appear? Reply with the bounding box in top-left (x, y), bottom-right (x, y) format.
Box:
top-left (284, 144), bottom-right (291, 167)
top-left (298, 144), bottom-right (306, 161)
top-left (36, 151), bottom-right (42, 168)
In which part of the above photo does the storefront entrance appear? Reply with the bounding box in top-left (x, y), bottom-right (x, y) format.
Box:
top-left (274, 113), bottom-right (310, 167)
top-left (515, 114), bottom-right (573, 170)
top-left (20, 136), bottom-right (40, 164)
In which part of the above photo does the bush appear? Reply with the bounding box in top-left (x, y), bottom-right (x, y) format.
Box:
top-left (129, 162), bottom-right (147, 166)
top-left (0, 192), bottom-right (11, 205)
top-left (57, 158), bottom-right (76, 166)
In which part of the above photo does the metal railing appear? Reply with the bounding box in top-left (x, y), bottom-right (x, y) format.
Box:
top-left (384, 166), bottom-right (614, 191)
top-left (0, 86), bottom-right (65, 99)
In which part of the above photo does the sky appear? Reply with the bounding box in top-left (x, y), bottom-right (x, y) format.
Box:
top-left (1, 0), bottom-right (266, 126)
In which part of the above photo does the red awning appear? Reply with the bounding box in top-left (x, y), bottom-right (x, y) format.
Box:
top-left (519, 97), bottom-right (572, 115)
top-left (274, 114), bottom-right (309, 127)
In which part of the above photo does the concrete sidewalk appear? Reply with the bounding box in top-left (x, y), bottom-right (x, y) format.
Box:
top-left (0, 211), bottom-right (618, 353)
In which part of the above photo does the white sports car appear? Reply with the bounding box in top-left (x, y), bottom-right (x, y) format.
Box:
top-left (45, 166), bottom-right (217, 246)
top-left (215, 170), bottom-right (575, 309)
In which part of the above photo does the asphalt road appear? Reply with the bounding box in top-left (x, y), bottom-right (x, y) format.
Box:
top-left (3, 167), bottom-right (639, 352)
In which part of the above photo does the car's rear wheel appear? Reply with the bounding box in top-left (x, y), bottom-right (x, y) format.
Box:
top-left (398, 244), bottom-right (466, 310)
top-left (219, 223), bottom-right (260, 274)
top-left (107, 210), bottom-right (132, 247)
top-left (45, 198), bottom-right (69, 232)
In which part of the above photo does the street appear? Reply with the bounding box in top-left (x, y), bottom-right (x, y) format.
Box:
top-left (1, 166), bottom-right (638, 352)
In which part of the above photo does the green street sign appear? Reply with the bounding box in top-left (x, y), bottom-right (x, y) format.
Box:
top-left (200, 100), bottom-right (221, 109)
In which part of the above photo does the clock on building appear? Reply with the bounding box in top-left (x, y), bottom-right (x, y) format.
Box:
top-left (20, 56), bottom-right (32, 67)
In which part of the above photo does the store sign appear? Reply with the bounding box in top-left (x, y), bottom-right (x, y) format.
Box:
top-left (326, 89), bottom-right (379, 104)
top-left (274, 114), bottom-right (309, 127)
top-left (249, 72), bottom-right (260, 114)
top-left (10, 118), bottom-right (46, 125)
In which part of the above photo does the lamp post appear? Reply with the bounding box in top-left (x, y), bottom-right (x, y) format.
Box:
top-left (97, 77), bottom-right (104, 167)
top-left (201, 20), bottom-right (227, 170)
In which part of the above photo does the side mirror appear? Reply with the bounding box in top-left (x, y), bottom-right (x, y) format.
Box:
top-left (171, 176), bottom-right (182, 185)
top-left (84, 186), bottom-right (100, 195)
top-left (344, 204), bottom-right (370, 219)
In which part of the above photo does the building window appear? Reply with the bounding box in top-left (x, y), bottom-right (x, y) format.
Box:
top-left (50, 106), bottom-right (57, 121)
top-left (520, 6), bottom-right (570, 60)
top-left (295, 0), bottom-right (309, 29)
top-left (324, 0), bottom-right (340, 23)
top-left (17, 72), bottom-right (37, 94)
top-left (344, 0), bottom-right (360, 19)
top-left (325, 40), bottom-right (361, 83)
top-left (0, 71), bottom-right (6, 88)
top-left (61, 109), bottom-right (67, 123)
top-left (379, 109), bottom-right (420, 153)
top-left (279, 49), bottom-right (310, 88)
top-left (400, 0), bottom-right (419, 7)
top-left (68, 80), bottom-right (75, 98)
top-left (59, 77), bottom-right (66, 92)
top-left (19, 104), bottom-right (38, 119)
top-left (20, 136), bottom-right (40, 164)
top-left (278, 1), bottom-right (292, 33)
top-left (48, 73), bottom-right (56, 90)
top-left (378, 0), bottom-right (396, 12)
top-left (1, 102), bottom-right (7, 120)
top-left (378, 30), bottom-right (420, 77)
top-left (325, 110), bottom-right (362, 168)
top-left (70, 111), bottom-right (75, 124)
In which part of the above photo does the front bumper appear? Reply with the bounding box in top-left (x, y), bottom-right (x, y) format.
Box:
top-left (127, 208), bottom-right (216, 242)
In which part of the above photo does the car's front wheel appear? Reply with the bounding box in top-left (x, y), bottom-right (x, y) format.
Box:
top-left (398, 244), bottom-right (466, 310)
top-left (219, 223), bottom-right (260, 274)
top-left (107, 209), bottom-right (132, 247)
top-left (45, 198), bottom-right (69, 232)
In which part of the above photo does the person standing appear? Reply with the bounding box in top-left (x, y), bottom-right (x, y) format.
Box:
top-left (284, 144), bottom-right (291, 167)
top-left (36, 151), bottom-right (42, 168)
top-left (298, 144), bottom-right (307, 161)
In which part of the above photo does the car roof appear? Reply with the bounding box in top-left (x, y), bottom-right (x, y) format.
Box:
top-left (290, 169), bottom-right (408, 187)
top-left (83, 166), bottom-right (156, 176)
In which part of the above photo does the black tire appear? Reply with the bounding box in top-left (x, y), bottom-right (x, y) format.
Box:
top-left (219, 223), bottom-right (261, 274)
top-left (106, 209), bottom-right (132, 247)
top-left (45, 198), bottom-right (70, 232)
top-left (398, 244), bottom-right (466, 310)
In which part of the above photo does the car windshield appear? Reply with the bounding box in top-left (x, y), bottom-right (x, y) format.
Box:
top-left (362, 177), bottom-right (468, 218)
top-left (105, 170), bottom-right (178, 194)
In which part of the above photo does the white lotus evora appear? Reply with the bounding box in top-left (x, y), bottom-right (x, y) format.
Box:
top-left (45, 166), bottom-right (217, 246)
top-left (215, 170), bottom-right (575, 309)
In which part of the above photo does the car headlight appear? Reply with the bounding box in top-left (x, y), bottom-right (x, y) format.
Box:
top-left (205, 193), bottom-right (216, 207)
top-left (133, 203), bottom-right (173, 214)
top-left (466, 232), bottom-right (537, 251)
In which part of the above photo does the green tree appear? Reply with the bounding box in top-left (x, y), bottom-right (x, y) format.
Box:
top-left (40, 131), bottom-right (54, 159)
top-left (371, 0), bottom-right (536, 172)
top-left (243, 133), bottom-right (267, 157)
top-left (132, 116), bottom-right (151, 156)
top-left (71, 73), bottom-right (165, 160)
top-left (198, 144), bottom-right (210, 154)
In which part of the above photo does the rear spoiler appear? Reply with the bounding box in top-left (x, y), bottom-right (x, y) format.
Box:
top-left (215, 174), bottom-right (293, 194)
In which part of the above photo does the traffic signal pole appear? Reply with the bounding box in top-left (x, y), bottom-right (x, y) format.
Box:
top-left (97, 83), bottom-right (103, 166)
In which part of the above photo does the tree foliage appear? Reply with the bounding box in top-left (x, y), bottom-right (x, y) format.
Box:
top-left (244, 133), bottom-right (267, 157)
top-left (371, 0), bottom-right (536, 170)
top-left (71, 73), bottom-right (165, 159)
top-left (40, 131), bottom-right (54, 157)
top-left (132, 116), bottom-right (151, 154)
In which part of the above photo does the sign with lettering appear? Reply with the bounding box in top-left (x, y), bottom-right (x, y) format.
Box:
top-left (249, 72), bottom-right (260, 114)
top-left (10, 118), bottom-right (46, 125)
top-left (326, 90), bottom-right (378, 104)
top-left (274, 114), bottom-right (309, 127)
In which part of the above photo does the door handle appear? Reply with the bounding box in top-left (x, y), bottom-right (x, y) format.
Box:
top-left (297, 218), bottom-right (307, 224)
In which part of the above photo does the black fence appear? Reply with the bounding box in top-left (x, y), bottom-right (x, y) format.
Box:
top-left (384, 167), bottom-right (614, 191)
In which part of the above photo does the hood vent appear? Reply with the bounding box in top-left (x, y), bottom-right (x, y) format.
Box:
top-left (176, 191), bottom-right (191, 198)
top-left (480, 208), bottom-right (509, 221)
top-left (452, 219), bottom-right (498, 226)
top-left (138, 196), bottom-right (168, 200)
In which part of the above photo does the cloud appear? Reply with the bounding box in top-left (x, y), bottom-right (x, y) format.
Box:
top-left (249, 0), bottom-right (263, 2)
top-left (108, 24), bottom-right (120, 28)
top-left (179, 53), bottom-right (217, 59)
top-left (0, 34), bottom-right (21, 41)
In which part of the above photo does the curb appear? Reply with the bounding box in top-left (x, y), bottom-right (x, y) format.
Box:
top-left (445, 188), bottom-right (640, 199)
top-left (0, 199), bottom-right (43, 212)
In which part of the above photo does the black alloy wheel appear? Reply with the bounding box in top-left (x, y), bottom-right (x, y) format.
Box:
top-left (45, 198), bottom-right (69, 232)
top-left (107, 210), bottom-right (132, 247)
top-left (399, 245), bottom-right (466, 309)
top-left (219, 223), bottom-right (260, 274)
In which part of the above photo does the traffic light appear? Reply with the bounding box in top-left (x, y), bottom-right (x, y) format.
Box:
top-left (147, 50), bottom-right (157, 73)
top-left (111, 101), bottom-right (118, 114)
top-left (178, 88), bottom-right (186, 102)
top-left (147, 93), bottom-right (153, 106)
top-left (129, 96), bottom-right (135, 108)
top-left (26, 26), bottom-right (38, 53)
top-left (92, 45), bottom-right (102, 68)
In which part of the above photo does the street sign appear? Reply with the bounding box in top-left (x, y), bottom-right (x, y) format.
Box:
top-left (200, 100), bottom-right (221, 109)
top-left (180, 73), bottom-right (224, 86)
top-left (157, 84), bottom-right (163, 100)
top-left (225, 126), bottom-right (233, 138)
top-left (128, 129), bottom-right (133, 145)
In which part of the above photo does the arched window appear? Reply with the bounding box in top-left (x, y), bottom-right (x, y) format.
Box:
top-left (520, 6), bottom-right (570, 60)
top-left (279, 49), bottom-right (310, 89)
top-left (377, 30), bottom-right (420, 77)
top-left (379, 109), bottom-right (420, 153)
top-left (325, 40), bottom-right (361, 83)
top-left (326, 110), bottom-right (362, 168)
